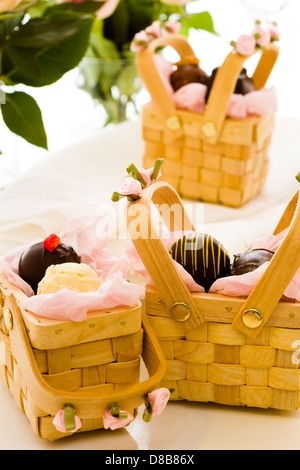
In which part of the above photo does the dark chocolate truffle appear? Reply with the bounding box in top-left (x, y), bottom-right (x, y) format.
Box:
top-left (170, 56), bottom-right (208, 92)
top-left (19, 235), bottom-right (81, 293)
top-left (169, 232), bottom-right (231, 292)
top-left (205, 67), bottom-right (254, 102)
top-left (231, 248), bottom-right (274, 276)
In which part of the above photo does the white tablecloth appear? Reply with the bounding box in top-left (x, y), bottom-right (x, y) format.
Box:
top-left (0, 116), bottom-right (299, 450)
top-left (0, 116), bottom-right (298, 255)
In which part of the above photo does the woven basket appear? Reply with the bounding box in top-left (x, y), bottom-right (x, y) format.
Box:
top-left (127, 182), bottom-right (300, 410)
top-left (0, 274), bottom-right (166, 440)
top-left (136, 34), bottom-right (279, 208)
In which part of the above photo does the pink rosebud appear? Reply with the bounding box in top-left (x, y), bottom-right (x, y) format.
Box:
top-left (117, 177), bottom-right (143, 197)
top-left (103, 409), bottom-right (134, 430)
top-left (252, 25), bottom-right (271, 47)
top-left (53, 409), bottom-right (82, 433)
top-left (0, 0), bottom-right (23, 11)
top-left (147, 388), bottom-right (170, 416)
top-left (235, 34), bottom-right (256, 55)
top-left (268, 23), bottom-right (280, 41)
top-left (130, 30), bottom-right (150, 52)
top-left (164, 21), bottom-right (182, 34)
top-left (145, 20), bottom-right (161, 38)
top-left (138, 168), bottom-right (152, 186)
top-left (139, 167), bottom-right (162, 186)
top-left (96, 0), bottom-right (120, 19)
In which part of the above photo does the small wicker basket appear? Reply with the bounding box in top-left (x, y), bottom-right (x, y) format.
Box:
top-left (0, 274), bottom-right (166, 440)
top-left (127, 182), bottom-right (300, 410)
top-left (136, 34), bottom-right (279, 207)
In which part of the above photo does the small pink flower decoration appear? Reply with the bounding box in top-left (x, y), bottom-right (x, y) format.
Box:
top-left (112, 159), bottom-right (164, 202)
top-left (103, 408), bottom-right (134, 430)
top-left (130, 30), bottom-right (150, 52)
top-left (235, 34), bottom-right (256, 55)
top-left (252, 25), bottom-right (271, 47)
top-left (117, 177), bottom-right (143, 198)
top-left (131, 20), bottom-right (181, 52)
top-left (139, 167), bottom-right (163, 187)
top-left (147, 388), bottom-right (171, 416)
top-left (143, 388), bottom-right (171, 422)
top-left (268, 22), bottom-right (280, 42)
top-left (145, 20), bottom-right (161, 38)
top-left (53, 408), bottom-right (82, 433)
top-left (164, 21), bottom-right (182, 34)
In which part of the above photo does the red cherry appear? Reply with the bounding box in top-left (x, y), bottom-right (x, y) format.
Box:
top-left (43, 234), bottom-right (61, 252)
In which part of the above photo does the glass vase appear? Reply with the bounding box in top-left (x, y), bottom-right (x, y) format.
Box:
top-left (78, 57), bottom-right (144, 126)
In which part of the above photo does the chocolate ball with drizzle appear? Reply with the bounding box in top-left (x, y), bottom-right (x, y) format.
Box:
top-left (18, 234), bottom-right (81, 293)
top-left (231, 248), bottom-right (274, 276)
top-left (170, 56), bottom-right (208, 92)
top-left (169, 232), bottom-right (231, 292)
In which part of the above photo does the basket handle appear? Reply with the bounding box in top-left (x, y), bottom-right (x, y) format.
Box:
top-left (136, 34), bottom-right (195, 140)
top-left (136, 33), bottom-right (279, 144)
top-left (127, 181), bottom-right (204, 332)
top-left (232, 189), bottom-right (300, 338)
top-left (6, 294), bottom-right (166, 420)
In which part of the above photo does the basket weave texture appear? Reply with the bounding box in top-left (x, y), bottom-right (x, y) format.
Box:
top-left (127, 182), bottom-right (300, 410)
top-left (147, 290), bottom-right (300, 410)
top-left (137, 34), bottom-right (279, 207)
top-left (0, 275), bottom-right (165, 440)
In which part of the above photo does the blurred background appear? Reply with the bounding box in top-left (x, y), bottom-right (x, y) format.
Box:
top-left (0, 0), bottom-right (298, 185)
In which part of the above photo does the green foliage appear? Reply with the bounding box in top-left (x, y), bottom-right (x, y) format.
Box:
top-left (80, 0), bottom-right (216, 125)
top-left (0, 1), bottom-right (97, 149)
top-left (1, 91), bottom-right (48, 149)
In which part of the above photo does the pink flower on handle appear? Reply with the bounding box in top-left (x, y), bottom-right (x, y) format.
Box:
top-left (147, 388), bottom-right (171, 416)
top-left (103, 408), bottom-right (134, 430)
top-left (252, 25), bottom-right (271, 47)
top-left (53, 409), bottom-right (82, 433)
top-left (145, 20), bottom-right (161, 38)
top-left (268, 23), bottom-right (280, 42)
top-left (117, 177), bottom-right (143, 197)
top-left (164, 21), bottom-right (182, 34)
top-left (130, 30), bottom-right (150, 52)
top-left (139, 167), bottom-right (162, 187)
top-left (235, 34), bottom-right (256, 55)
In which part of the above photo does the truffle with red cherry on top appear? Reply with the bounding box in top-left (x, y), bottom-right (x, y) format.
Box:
top-left (18, 234), bottom-right (81, 293)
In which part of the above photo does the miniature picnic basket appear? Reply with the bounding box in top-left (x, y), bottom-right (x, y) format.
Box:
top-left (127, 181), bottom-right (300, 410)
top-left (0, 274), bottom-right (166, 440)
top-left (136, 34), bottom-right (279, 207)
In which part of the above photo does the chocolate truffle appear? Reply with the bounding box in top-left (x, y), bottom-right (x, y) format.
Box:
top-left (18, 234), bottom-right (81, 293)
top-left (170, 56), bottom-right (208, 92)
top-left (205, 67), bottom-right (254, 102)
top-left (169, 232), bottom-right (231, 292)
top-left (231, 248), bottom-right (274, 276)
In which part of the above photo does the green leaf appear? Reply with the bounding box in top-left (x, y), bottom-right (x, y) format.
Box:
top-left (2, 15), bottom-right (94, 86)
top-left (1, 91), bottom-right (48, 149)
top-left (4, 45), bottom-right (43, 80)
top-left (114, 62), bottom-right (140, 97)
top-left (180, 11), bottom-right (217, 36)
top-left (44, 1), bottom-right (104, 15)
top-left (0, 12), bottom-right (25, 46)
top-left (8, 15), bottom-right (93, 48)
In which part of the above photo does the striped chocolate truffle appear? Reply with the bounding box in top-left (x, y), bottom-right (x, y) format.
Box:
top-left (169, 232), bottom-right (231, 291)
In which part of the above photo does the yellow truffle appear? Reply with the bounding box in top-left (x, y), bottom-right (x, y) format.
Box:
top-left (37, 262), bottom-right (101, 294)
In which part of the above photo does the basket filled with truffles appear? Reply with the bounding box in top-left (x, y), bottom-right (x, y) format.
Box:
top-left (133, 23), bottom-right (279, 207)
top-left (0, 215), bottom-right (167, 440)
top-left (122, 164), bottom-right (300, 410)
